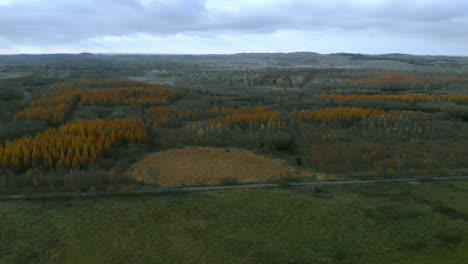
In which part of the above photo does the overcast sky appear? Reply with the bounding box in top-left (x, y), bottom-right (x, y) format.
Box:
top-left (0, 0), bottom-right (467, 55)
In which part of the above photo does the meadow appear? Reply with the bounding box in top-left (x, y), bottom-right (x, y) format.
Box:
top-left (1, 181), bottom-right (467, 264)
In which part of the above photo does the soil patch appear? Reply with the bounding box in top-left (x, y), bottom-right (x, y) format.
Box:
top-left (128, 146), bottom-right (316, 186)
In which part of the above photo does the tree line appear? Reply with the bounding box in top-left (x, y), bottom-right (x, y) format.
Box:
top-left (0, 119), bottom-right (148, 171)
top-left (14, 83), bottom-right (83, 124)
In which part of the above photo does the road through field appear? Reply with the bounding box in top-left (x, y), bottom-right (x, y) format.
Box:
top-left (1, 176), bottom-right (468, 200)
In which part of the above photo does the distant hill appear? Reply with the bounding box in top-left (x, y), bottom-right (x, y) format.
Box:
top-left (0, 53), bottom-right (108, 65)
top-left (0, 52), bottom-right (467, 68)
top-left (333, 53), bottom-right (468, 65)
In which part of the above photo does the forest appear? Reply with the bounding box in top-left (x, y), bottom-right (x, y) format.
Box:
top-left (0, 53), bottom-right (467, 193)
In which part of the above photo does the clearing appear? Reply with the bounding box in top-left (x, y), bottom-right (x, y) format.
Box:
top-left (128, 146), bottom-right (317, 186)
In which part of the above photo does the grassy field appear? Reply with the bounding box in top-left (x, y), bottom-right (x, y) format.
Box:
top-left (0, 72), bottom-right (30, 79)
top-left (128, 147), bottom-right (317, 186)
top-left (1, 181), bottom-right (467, 264)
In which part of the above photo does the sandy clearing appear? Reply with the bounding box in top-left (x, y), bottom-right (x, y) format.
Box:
top-left (128, 146), bottom-right (318, 186)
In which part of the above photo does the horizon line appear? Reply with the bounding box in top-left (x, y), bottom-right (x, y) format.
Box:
top-left (0, 51), bottom-right (467, 57)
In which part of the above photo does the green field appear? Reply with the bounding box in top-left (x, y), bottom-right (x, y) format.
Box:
top-left (0, 72), bottom-right (30, 80)
top-left (1, 181), bottom-right (467, 264)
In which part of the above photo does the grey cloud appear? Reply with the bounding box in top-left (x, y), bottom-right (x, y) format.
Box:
top-left (0, 0), bottom-right (467, 53)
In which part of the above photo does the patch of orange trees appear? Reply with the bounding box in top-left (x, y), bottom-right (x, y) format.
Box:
top-left (80, 86), bottom-right (183, 106)
top-left (343, 73), bottom-right (468, 85)
top-left (77, 79), bottom-right (160, 88)
top-left (0, 119), bottom-right (148, 170)
top-left (343, 72), bottom-right (431, 86)
top-left (206, 107), bottom-right (240, 115)
top-left (14, 83), bottom-right (83, 124)
top-left (292, 107), bottom-right (395, 122)
top-left (149, 106), bottom-right (282, 130)
top-left (322, 94), bottom-right (468, 104)
top-left (216, 106), bottom-right (280, 129)
top-left (444, 77), bottom-right (468, 83)
top-left (149, 107), bottom-right (202, 128)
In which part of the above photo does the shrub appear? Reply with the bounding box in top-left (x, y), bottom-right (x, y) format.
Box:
top-left (120, 185), bottom-right (134, 193)
top-left (106, 185), bottom-right (117, 192)
top-left (434, 232), bottom-right (462, 247)
top-left (276, 178), bottom-right (292, 187)
top-left (147, 168), bottom-right (160, 184)
top-left (219, 177), bottom-right (239, 186)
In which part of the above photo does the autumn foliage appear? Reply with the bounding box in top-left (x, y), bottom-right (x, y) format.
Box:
top-left (148, 106), bottom-right (280, 129)
top-left (13, 83), bottom-right (83, 124)
top-left (343, 72), bottom-right (431, 86)
top-left (322, 94), bottom-right (468, 104)
top-left (343, 72), bottom-right (468, 85)
top-left (215, 106), bottom-right (280, 129)
top-left (77, 79), bottom-right (162, 88)
top-left (292, 107), bottom-right (395, 122)
top-left (149, 107), bottom-right (202, 128)
top-left (80, 86), bottom-right (183, 106)
top-left (443, 77), bottom-right (468, 83)
top-left (206, 107), bottom-right (240, 115)
top-left (0, 119), bottom-right (148, 170)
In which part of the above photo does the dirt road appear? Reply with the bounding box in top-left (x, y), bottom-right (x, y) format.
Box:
top-left (1, 176), bottom-right (467, 200)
